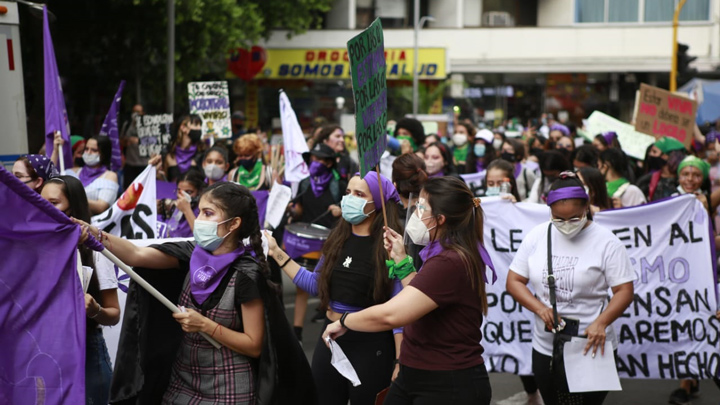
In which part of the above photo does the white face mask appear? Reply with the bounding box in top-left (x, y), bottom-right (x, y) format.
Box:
top-left (405, 211), bottom-right (436, 246)
top-left (492, 139), bottom-right (503, 150)
top-left (83, 152), bottom-right (100, 167)
top-left (451, 133), bottom-right (468, 147)
top-left (551, 214), bottom-right (588, 239)
top-left (425, 160), bottom-right (442, 175)
top-left (204, 164), bottom-right (225, 181)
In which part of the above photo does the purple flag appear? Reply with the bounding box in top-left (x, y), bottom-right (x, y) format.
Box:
top-left (99, 80), bottom-right (126, 173)
top-left (156, 179), bottom-right (177, 200)
top-left (251, 190), bottom-right (269, 228)
top-left (43, 6), bottom-right (72, 171)
top-left (0, 166), bottom-right (85, 403)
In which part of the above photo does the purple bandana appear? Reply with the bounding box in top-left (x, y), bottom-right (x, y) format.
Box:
top-left (309, 161), bottom-right (333, 197)
top-left (175, 144), bottom-right (197, 174)
top-left (513, 163), bottom-right (522, 178)
top-left (362, 171), bottom-right (400, 205)
top-left (550, 123), bottom-right (570, 136)
top-left (602, 131), bottom-right (617, 145)
top-left (24, 154), bottom-right (58, 181)
top-left (419, 240), bottom-right (497, 284)
top-left (546, 186), bottom-right (588, 206)
top-left (78, 164), bottom-right (107, 187)
top-left (189, 244), bottom-right (246, 304)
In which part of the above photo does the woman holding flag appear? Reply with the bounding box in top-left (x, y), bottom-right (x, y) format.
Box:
top-left (80, 181), bottom-right (314, 404)
top-left (40, 175), bottom-right (121, 404)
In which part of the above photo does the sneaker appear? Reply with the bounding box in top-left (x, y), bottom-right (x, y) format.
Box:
top-left (669, 388), bottom-right (690, 405)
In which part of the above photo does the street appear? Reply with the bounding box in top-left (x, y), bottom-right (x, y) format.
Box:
top-left (281, 274), bottom-right (720, 405)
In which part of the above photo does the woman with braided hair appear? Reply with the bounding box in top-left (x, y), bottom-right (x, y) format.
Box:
top-left (80, 182), bottom-right (315, 404)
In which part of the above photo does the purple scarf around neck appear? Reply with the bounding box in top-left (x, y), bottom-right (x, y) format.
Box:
top-left (429, 170), bottom-right (444, 178)
top-left (175, 144), bottom-right (197, 174)
top-left (514, 163), bottom-right (522, 178)
top-left (189, 244), bottom-right (246, 305)
top-left (476, 160), bottom-right (486, 173)
top-left (419, 240), bottom-right (497, 284)
top-left (78, 165), bottom-right (107, 187)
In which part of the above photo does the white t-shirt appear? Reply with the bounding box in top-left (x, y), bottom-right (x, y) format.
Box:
top-left (77, 250), bottom-right (119, 291)
top-left (614, 183), bottom-right (646, 208)
top-left (509, 221), bottom-right (635, 356)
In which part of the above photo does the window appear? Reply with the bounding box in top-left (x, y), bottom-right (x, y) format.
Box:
top-left (577, 0), bottom-right (709, 23)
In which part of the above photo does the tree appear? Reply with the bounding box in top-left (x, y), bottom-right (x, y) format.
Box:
top-left (24, 0), bottom-right (333, 139)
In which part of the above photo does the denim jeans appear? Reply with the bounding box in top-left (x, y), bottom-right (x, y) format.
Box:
top-left (85, 328), bottom-right (112, 405)
top-left (384, 363), bottom-right (492, 405)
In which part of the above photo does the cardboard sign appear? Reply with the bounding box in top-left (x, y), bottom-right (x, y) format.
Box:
top-left (635, 83), bottom-right (698, 148)
top-left (188, 81), bottom-right (232, 138)
top-left (347, 18), bottom-right (388, 176)
top-left (136, 114), bottom-right (173, 157)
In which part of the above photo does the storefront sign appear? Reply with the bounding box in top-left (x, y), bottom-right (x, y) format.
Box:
top-left (635, 83), bottom-right (698, 149)
top-left (348, 18), bottom-right (387, 176)
top-left (227, 47), bottom-right (446, 80)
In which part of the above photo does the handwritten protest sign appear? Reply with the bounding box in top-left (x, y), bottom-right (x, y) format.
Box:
top-left (188, 81), bottom-right (232, 138)
top-left (136, 114), bottom-right (173, 157)
top-left (635, 83), bottom-right (698, 149)
top-left (480, 196), bottom-right (720, 379)
top-left (347, 18), bottom-right (387, 176)
top-left (584, 111), bottom-right (655, 160)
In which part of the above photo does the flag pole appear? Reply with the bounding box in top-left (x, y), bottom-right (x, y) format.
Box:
top-left (58, 137), bottom-right (65, 172)
top-left (375, 165), bottom-right (388, 229)
top-left (100, 249), bottom-right (222, 349)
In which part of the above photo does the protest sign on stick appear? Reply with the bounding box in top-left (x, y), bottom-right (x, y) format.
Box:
top-left (348, 18), bottom-right (389, 227)
top-left (188, 81), bottom-right (232, 139)
top-left (635, 83), bottom-right (698, 149)
top-left (136, 114), bottom-right (173, 158)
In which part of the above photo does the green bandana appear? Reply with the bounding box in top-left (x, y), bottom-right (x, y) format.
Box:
top-left (677, 156), bottom-right (710, 179)
top-left (397, 135), bottom-right (417, 151)
top-left (234, 160), bottom-right (263, 190)
top-left (606, 177), bottom-right (629, 197)
top-left (453, 143), bottom-right (468, 165)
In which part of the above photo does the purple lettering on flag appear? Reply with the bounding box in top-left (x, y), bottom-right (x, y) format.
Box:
top-left (0, 166), bottom-right (85, 403)
top-left (99, 81), bottom-right (126, 173)
top-left (43, 6), bottom-right (73, 171)
top-left (251, 190), bottom-right (269, 229)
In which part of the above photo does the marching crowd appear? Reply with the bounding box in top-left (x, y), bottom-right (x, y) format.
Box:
top-left (11, 106), bottom-right (720, 405)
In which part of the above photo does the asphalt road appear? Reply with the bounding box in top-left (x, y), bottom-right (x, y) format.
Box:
top-left (280, 274), bottom-right (720, 405)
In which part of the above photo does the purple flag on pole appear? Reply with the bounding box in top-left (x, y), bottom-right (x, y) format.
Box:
top-left (43, 6), bottom-right (72, 172)
top-left (99, 80), bottom-right (126, 172)
top-left (0, 166), bottom-right (85, 403)
top-left (251, 190), bottom-right (269, 228)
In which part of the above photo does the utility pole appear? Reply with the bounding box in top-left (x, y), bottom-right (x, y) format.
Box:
top-left (166, 0), bottom-right (175, 114)
top-left (670, 0), bottom-right (687, 92)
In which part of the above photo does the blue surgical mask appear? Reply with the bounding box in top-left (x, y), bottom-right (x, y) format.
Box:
top-left (474, 144), bottom-right (486, 157)
top-left (340, 195), bottom-right (374, 225)
top-left (485, 186), bottom-right (500, 196)
top-left (194, 218), bottom-right (234, 251)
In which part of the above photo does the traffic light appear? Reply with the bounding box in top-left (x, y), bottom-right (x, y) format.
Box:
top-left (677, 43), bottom-right (698, 76)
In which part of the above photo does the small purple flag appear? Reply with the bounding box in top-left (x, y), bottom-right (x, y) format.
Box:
top-left (251, 190), bottom-right (269, 228)
top-left (43, 6), bottom-right (72, 172)
top-left (99, 80), bottom-right (126, 173)
top-left (0, 166), bottom-right (85, 403)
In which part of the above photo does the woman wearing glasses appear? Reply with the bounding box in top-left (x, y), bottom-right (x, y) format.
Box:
top-left (506, 171), bottom-right (635, 405)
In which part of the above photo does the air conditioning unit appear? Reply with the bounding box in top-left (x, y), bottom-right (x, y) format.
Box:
top-left (482, 11), bottom-right (515, 27)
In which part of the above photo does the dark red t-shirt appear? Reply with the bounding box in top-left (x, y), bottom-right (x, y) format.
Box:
top-left (399, 249), bottom-right (486, 371)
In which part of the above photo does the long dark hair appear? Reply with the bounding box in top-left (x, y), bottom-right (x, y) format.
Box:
top-left (485, 159), bottom-right (521, 202)
top-left (169, 114), bottom-right (205, 158)
top-left (46, 176), bottom-right (101, 327)
top-left (426, 142), bottom-right (456, 176)
top-left (392, 153), bottom-right (427, 200)
top-left (466, 139), bottom-right (497, 174)
top-left (201, 182), bottom-right (274, 290)
top-left (317, 179), bottom-right (403, 311)
top-left (92, 136), bottom-right (112, 170)
top-left (423, 177), bottom-right (488, 314)
top-left (578, 167), bottom-right (611, 211)
top-left (539, 150), bottom-right (573, 198)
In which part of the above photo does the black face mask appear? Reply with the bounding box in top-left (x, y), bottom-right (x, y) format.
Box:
top-left (530, 147), bottom-right (544, 157)
top-left (646, 156), bottom-right (666, 172)
top-left (500, 152), bottom-right (516, 163)
top-left (74, 157), bottom-right (85, 167)
top-left (188, 129), bottom-right (202, 143)
top-left (238, 158), bottom-right (257, 171)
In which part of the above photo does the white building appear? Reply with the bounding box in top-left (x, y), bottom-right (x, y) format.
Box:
top-left (230, 0), bottom-right (718, 130)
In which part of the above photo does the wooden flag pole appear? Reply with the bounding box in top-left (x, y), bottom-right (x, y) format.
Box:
top-left (375, 165), bottom-right (388, 229)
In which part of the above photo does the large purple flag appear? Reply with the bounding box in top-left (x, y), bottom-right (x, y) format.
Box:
top-left (99, 80), bottom-right (126, 172)
top-left (0, 167), bottom-right (85, 403)
top-left (43, 6), bottom-right (72, 172)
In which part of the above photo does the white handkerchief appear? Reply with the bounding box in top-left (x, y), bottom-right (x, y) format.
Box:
top-left (327, 338), bottom-right (361, 387)
top-left (563, 338), bottom-right (622, 393)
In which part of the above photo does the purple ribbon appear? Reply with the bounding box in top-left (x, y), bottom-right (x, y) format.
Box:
top-left (78, 165), bottom-right (107, 187)
top-left (175, 145), bottom-right (197, 174)
top-left (283, 231), bottom-right (325, 259)
top-left (189, 244), bottom-right (246, 305)
top-left (419, 240), bottom-right (497, 285)
top-left (546, 186), bottom-right (588, 206)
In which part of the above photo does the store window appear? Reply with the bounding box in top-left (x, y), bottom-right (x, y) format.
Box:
top-left (576, 0), bottom-right (709, 23)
